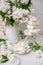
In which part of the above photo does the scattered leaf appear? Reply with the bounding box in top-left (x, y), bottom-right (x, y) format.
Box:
top-left (19, 30), bottom-right (26, 39)
top-left (0, 38), bottom-right (6, 44)
top-left (1, 55), bottom-right (8, 63)
top-left (0, 11), bottom-right (6, 19)
top-left (29, 42), bottom-right (42, 51)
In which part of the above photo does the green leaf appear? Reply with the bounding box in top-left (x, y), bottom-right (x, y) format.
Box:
top-left (27, 0), bottom-right (32, 7)
top-left (9, 0), bottom-right (15, 6)
top-left (29, 42), bottom-right (33, 47)
top-left (6, 17), bottom-right (16, 26)
top-left (0, 39), bottom-right (6, 42)
top-left (19, 30), bottom-right (26, 39)
top-left (28, 42), bottom-right (41, 51)
top-left (40, 46), bottom-right (43, 51)
top-left (0, 11), bottom-right (6, 19)
top-left (32, 45), bottom-right (41, 50)
top-left (1, 55), bottom-right (8, 63)
top-left (12, 0), bottom-right (32, 11)
top-left (0, 38), bottom-right (6, 44)
top-left (1, 55), bottom-right (8, 59)
top-left (17, 0), bottom-right (32, 11)
top-left (1, 59), bottom-right (8, 63)
top-left (9, 0), bottom-right (15, 13)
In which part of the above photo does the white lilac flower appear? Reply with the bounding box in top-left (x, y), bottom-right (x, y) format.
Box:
top-left (19, 17), bottom-right (29, 23)
top-left (10, 0), bottom-right (19, 3)
top-left (35, 50), bottom-right (42, 58)
top-left (0, 44), bottom-right (11, 56)
top-left (0, 16), bottom-right (5, 25)
top-left (27, 25), bottom-right (34, 29)
top-left (27, 24), bottom-right (39, 30)
top-left (24, 28), bottom-right (40, 36)
top-left (24, 30), bottom-right (29, 35)
top-left (24, 30), bottom-right (33, 36)
top-left (7, 10), bottom-right (11, 15)
top-left (28, 29), bottom-right (40, 33)
top-left (0, 16), bottom-right (5, 26)
top-left (21, 0), bottom-right (29, 4)
top-left (12, 6), bottom-right (29, 22)
top-left (0, 15), bottom-right (6, 30)
top-left (12, 7), bottom-right (23, 20)
top-left (9, 54), bottom-right (20, 65)
top-left (24, 30), bottom-right (32, 36)
top-left (10, 0), bottom-right (17, 3)
top-left (24, 30), bottom-right (34, 36)
top-left (0, 0), bottom-right (10, 12)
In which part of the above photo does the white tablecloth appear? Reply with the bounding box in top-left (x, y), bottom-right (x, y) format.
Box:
top-left (0, 35), bottom-right (43, 65)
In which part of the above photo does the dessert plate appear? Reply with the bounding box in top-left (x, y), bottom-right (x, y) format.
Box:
top-left (14, 40), bottom-right (31, 55)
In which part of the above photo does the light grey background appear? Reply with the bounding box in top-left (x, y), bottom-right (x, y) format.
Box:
top-left (32, 0), bottom-right (43, 34)
top-left (0, 0), bottom-right (43, 65)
